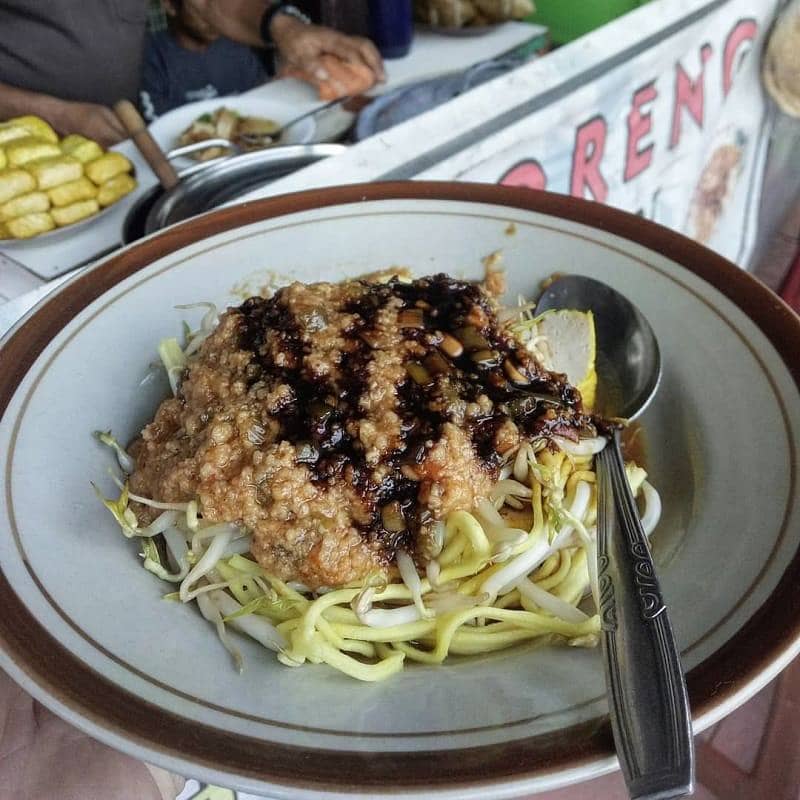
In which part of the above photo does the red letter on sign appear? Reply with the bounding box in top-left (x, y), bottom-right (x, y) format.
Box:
top-left (570, 116), bottom-right (608, 202)
top-left (670, 44), bottom-right (713, 149)
top-left (723, 19), bottom-right (757, 96)
top-left (499, 160), bottom-right (548, 191)
top-left (624, 82), bottom-right (658, 183)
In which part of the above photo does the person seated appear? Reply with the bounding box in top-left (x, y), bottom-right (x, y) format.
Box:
top-left (139, 0), bottom-right (269, 121)
top-left (0, 0), bottom-right (384, 147)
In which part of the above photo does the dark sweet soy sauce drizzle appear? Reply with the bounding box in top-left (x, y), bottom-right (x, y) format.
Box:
top-left (237, 275), bottom-right (597, 559)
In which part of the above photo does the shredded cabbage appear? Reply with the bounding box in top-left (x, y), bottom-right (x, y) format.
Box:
top-left (93, 430), bottom-right (135, 473)
top-left (158, 337), bottom-right (186, 396)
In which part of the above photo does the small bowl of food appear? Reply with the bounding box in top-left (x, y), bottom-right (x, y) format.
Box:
top-left (414, 0), bottom-right (535, 34)
top-left (148, 96), bottom-right (316, 164)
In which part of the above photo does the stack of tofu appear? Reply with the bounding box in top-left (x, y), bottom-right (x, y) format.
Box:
top-left (0, 115), bottom-right (137, 240)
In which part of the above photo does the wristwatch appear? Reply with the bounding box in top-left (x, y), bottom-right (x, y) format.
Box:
top-left (259, 2), bottom-right (312, 45)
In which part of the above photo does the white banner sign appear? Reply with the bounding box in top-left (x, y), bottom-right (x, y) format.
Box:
top-left (420, 0), bottom-right (780, 266)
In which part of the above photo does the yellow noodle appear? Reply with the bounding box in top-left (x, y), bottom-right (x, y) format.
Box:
top-left (438, 556), bottom-right (493, 586)
top-left (536, 549), bottom-right (573, 591)
top-left (330, 619), bottom-right (437, 643)
top-left (425, 607), bottom-right (600, 663)
top-left (446, 628), bottom-right (542, 654)
top-left (316, 635), bottom-right (405, 681)
top-left (533, 552), bottom-right (561, 581)
top-left (566, 470), bottom-right (596, 493)
top-left (552, 549), bottom-right (590, 604)
top-left (338, 638), bottom-right (377, 658)
top-left (530, 479), bottom-right (545, 537)
top-left (495, 589), bottom-right (521, 609)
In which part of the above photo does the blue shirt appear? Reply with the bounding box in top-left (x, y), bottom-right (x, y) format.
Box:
top-left (140, 31), bottom-right (267, 121)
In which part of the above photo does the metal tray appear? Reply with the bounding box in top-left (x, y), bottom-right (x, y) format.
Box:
top-left (122, 143), bottom-right (346, 243)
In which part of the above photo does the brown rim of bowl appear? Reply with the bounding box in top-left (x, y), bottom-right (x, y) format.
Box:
top-left (0, 182), bottom-right (799, 795)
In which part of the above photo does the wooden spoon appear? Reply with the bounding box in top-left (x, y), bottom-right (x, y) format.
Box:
top-left (113, 100), bottom-right (179, 191)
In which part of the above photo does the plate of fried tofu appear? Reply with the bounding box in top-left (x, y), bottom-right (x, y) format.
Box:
top-left (0, 115), bottom-right (138, 242)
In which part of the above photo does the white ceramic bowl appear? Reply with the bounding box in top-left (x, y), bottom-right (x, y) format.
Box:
top-left (1, 184), bottom-right (799, 799)
top-left (148, 94), bottom-right (316, 158)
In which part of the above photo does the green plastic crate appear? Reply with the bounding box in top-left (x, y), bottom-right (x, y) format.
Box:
top-left (526, 0), bottom-right (649, 45)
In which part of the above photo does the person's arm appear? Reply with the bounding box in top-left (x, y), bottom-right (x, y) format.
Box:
top-left (185, 0), bottom-right (269, 47)
top-left (0, 81), bottom-right (126, 147)
top-left (0, 670), bottom-right (184, 800)
top-left (269, 13), bottom-right (385, 83)
top-left (185, 0), bottom-right (385, 82)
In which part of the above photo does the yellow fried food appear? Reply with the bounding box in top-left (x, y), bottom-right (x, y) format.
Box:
top-left (3, 211), bottom-right (55, 239)
top-left (0, 123), bottom-right (31, 147)
top-left (60, 134), bottom-right (104, 164)
top-left (5, 136), bottom-right (61, 167)
top-left (6, 115), bottom-right (59, 144)
top-left (26, 155), bottom-right (83, 190)
top-left (97, 173), bottom-right (137, 207)
top-left (0, 168), bottom-right (37, 205)
top-left (51, 198), bottom-right (99, 227)
top-left (85, 152), bottom-right (132, 185)
top-left (48, 176), bottom-right (98, 207)
top-left (0, 119), bottom-right (135, 238)
top-left (0, 191), bottom-right (50, 222)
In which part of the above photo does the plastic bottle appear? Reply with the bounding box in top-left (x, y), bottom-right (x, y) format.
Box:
top-left (368, 0), bottom-right (414, 59)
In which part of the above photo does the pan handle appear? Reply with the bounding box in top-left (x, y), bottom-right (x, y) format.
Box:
top-left (166, 138), bottom-right (234, 160)
top-left (165, 139), bottom-right (235, 180)
top-left (114, 100), bottom-right (180, 191)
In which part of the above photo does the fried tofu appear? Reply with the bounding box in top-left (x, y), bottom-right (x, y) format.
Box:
top-left (26, 155), bottom-right (83, 190)
top-left (85, 152), bottom-right (132, 185)
top-left (0, 191), bottom-right (50, 222)
top-left (0, 123), bottom-right (32, 147)
top-left (3, 211), bottom-right (55, 239)
top-left (7, 115), bottom-right (59, 144)
top-left (51, 198), bottom-right (99, 227)
top-left (5, 136), bottom-right (61, 167)
top-left (0, 168), bottom-right (37, 205)
top-left (0, 117), bottom-right (133, 237)
top-left (97, 172), bottom-right (137, 207)
top-left (60, 134), bottom-right (104, 164)
top-left (48, 176), bottom-right (98, 207)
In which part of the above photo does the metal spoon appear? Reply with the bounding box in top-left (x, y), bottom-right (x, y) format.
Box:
top-left (536, 274), bottom-right (694, 800)
top-left (238, 95), bottom-right (352, 148)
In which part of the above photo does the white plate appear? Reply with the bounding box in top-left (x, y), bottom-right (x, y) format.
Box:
top-left (148, 95), bottom-right (316, 160)
top-left (0, 143), bottom-right (146, 253)
top-left (1, 184), bottom-right (799, 799)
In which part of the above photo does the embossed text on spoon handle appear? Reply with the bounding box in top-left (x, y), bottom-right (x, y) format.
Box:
top-left (596, 432), bottom-right (694, 800)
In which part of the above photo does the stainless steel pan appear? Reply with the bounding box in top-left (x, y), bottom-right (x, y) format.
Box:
top-left (121, 143), bottom-right (346, 244)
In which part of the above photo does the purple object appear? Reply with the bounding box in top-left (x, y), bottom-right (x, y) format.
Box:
top-left (368, 0), bottom-right (413, 59)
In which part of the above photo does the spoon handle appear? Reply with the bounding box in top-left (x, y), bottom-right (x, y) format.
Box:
top-left (596, 431), bottom-right (694, 800)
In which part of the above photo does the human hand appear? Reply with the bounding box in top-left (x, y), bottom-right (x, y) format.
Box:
top-left (48, 100), bottom-right (128, 148)
top-left (0, 669), bottom-right (184, 800)
top-left (271, 14), bottom-right (385, 88)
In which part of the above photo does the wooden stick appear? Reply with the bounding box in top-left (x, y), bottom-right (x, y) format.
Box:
top-left (113, 100), bottom-right (179, 191)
